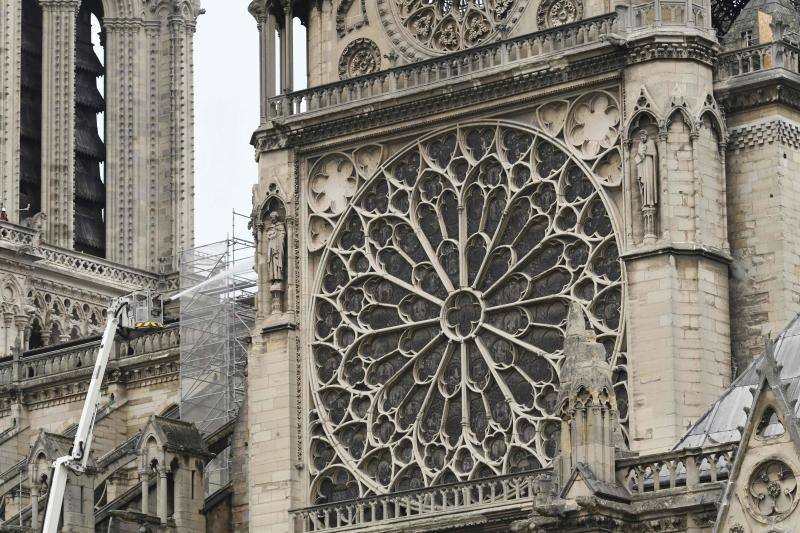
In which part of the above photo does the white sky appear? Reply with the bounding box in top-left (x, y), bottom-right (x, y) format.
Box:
top-left (194, 0), bottom-right (260, 245)
top-left (194, 3), bottom-right (307, 246)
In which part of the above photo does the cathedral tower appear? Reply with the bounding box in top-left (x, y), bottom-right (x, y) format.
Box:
top-left (0, 0), bottom-right (201, 356)
top-left (0, 0), bottom-right (199, 269)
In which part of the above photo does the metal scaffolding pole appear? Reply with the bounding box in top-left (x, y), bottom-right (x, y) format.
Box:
top-left (178, 219), bottom-right (255, 493)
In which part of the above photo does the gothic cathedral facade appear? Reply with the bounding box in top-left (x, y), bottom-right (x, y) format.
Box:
top-left (247, 0), bottom-right (800, 531)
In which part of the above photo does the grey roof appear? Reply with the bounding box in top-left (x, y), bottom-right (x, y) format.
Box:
top-left (674, 314), bottom-right (800, 450)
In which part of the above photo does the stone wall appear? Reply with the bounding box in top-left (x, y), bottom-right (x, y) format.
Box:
top-left (726, 116), bottom-right (800, 372)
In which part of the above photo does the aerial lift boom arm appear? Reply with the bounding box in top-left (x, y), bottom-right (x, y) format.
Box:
top-left (41, 296), bottom-right (138, 533)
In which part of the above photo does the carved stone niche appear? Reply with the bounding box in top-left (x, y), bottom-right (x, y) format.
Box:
top-left (255, 197), bottom-right (288, 316)
top-left (627, 114), bottom-right (660, 245)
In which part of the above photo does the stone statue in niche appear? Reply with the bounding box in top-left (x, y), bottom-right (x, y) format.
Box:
top-left (263, 211), bottom-right (286, 314)
top-left (634, 129), bottom-right (658, 241)
top-left (265, 212), bottom-right (285, 282)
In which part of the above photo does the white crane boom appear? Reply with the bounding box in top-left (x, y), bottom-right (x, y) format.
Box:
top-left (41, 291), bottom-right (160, 533)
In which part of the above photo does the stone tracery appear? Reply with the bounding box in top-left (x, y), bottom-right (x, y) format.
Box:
top-left (382, 0), bottom-right (523, 56)
top-left (748, 460), bottom-right (799, 521)
top-left (309, 123), bottom-right (625, 503)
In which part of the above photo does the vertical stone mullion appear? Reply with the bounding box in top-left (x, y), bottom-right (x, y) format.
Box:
top-left (0, 0), bottom-right (22, 222)
top-left (39, 0), bottom-right (79, 249)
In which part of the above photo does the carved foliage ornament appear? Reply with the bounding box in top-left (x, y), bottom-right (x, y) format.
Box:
top-left (383, 0), bottom-right (523, 56)
top-left (339, 38), bottom-right (382, 80)
top-left (309, 123), bottom-right (625, 504)
top-left (537, 0), bottom-right (583, 29)
top-left (748, 460), bottom-right (799, 522)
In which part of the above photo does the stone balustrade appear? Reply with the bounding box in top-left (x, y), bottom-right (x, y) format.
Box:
top-left (264, 0), bottom-right (719, 121)
top-left (0, 326), bottom-right (179, 385)
top-left (621, 0), bottom-right (712, 32)
top-left (716, 40), bottom-right (800, 81)
top-left (615, 443), bottom-right (736, 494)
top-left (267, 12), bottom-right (621, 119)
top-left (0, 221), bottom-right (179, 292)
top-left (289, 470), bottom-right (545, 532)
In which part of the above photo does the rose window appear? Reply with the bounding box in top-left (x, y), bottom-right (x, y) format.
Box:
top-left (749, 460), bottom-right (798, 521)
top-left (384, 0), bottom-right (521, 55)
top-left (309, 123), bottom-right (625, 503)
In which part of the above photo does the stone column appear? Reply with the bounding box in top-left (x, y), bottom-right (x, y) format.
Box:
top-left (0, 0), bottom-right (22, 221)
top-left (140, 468), bottom-right (149, 514)
top-left (39, 0), bottom-right (80, 249)
top-left (14, 315), bottom-right (27, 352)
top-left (250, 2), bottom-right (278, 121)
top-left (2, 310), bottom-right (13, 354)
top-left (29, 464), bottom-right (39, 529)
top-left (281, 2), bottom-right (293, 93)
top-left (157, 466), bottom-right (169, 522)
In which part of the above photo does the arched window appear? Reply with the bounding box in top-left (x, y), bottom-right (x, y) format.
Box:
top-left (74, 0), bottom-right (106, 256)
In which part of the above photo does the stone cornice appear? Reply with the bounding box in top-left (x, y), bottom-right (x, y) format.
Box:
top-left (13, 353), bottom-right (179, 411)
top-left (261, 321), bottom-right (298, 335)
top-left (620, 243), bottom-right (732, 265)
top-left (624, 35), bottom-right (719, 67)
top-left (716, 77), bottom-right (800, 115)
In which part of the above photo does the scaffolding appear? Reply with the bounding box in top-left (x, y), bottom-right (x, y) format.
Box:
top-left (179, 214), bottom-right (256, 492)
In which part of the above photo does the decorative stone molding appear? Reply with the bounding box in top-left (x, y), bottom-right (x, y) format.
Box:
top-left (626, 40), bottom-right (717, 67)
top-left (338, 38), bottom-right (382, 80)
top-left (727, 119), bottom-right (800, 151)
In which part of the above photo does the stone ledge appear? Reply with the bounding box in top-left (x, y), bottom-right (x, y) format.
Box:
top-left (621, 243), bottom-right (732, 265)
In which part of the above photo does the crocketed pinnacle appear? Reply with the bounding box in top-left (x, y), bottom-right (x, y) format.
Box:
top-left (556, 302), bottom-right (615, 415)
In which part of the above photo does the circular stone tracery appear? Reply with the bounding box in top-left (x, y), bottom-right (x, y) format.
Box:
top-left (748, 460), bottom-right (799, 522)
top-left (442, 289), bottom-right (484, 340)
top-left (309, 123), bottom-right (625, 503)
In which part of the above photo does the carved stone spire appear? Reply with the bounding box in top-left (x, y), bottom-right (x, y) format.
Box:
top-left (554, 302), bottom-right (620, 486)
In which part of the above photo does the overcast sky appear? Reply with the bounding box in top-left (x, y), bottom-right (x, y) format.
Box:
top-left (194, 1), bottom-right (260, 245)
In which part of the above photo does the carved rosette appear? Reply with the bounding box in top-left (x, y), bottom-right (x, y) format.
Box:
top-left (308, 122), bottom-right (626, 504)
top-left (339, 38), bottom-right (382, 80)
top-left (747, 460), bottom-right (799, 523)
top-left (536, 0), bottom-right (583, 28)
top-left (378, 0), bottom-right (525, 59)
